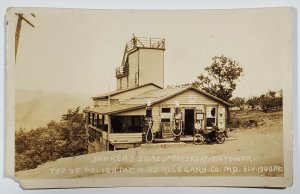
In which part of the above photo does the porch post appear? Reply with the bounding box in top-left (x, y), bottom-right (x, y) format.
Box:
top-left (226, 106), bottom-right (231, 124)
top-left (92, 113), bottom-right (95, 126)
top-left (87, 112), bottom-right (90, 124)
top-left (107, 115), bottom-right (111, 151)
top-left (96, 114), bottom-right (99, 128)
top-left (107, 115), bottom-right (112, 133)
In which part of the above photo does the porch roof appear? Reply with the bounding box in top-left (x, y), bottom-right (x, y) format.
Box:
top-left (86, 104), bottom-right (145, 115)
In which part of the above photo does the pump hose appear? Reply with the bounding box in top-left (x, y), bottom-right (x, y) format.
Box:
top-left (172, 120), bottom-right (182, 137)
top-left (145, 119), bottom-right (154, 143)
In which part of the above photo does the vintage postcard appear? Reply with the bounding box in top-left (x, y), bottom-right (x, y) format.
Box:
top-left (5, 7), bottom-right (293, 188)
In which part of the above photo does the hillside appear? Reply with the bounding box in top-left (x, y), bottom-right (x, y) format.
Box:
top-left (16, 90), bottom-right (93, 130)
top-left (16, 111), bottom-right (284, 179)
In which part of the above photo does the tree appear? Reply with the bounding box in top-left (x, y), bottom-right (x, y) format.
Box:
top-left (259, 94), bottom-right (274, 112)
top-left (246, 96), bottom-right (259, 110)
top-left (61, 106), bottom-right (81, 123)
top-left (230, 97), bottom-right (245, 110)
top-left (193, 55), bottom-right (243, 122)
top-left (194, 55), bottom-right (244, 102)
top-left (258, 90), bottom-right (283, 112)
top-left (266, 90), bottom-right (276, 98)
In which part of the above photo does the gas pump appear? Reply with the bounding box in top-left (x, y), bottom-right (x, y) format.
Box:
top-left (172, 102), bottom-right (183, 143)
top-left (142, 106), bottom-right (154, 143)
top-left (193, 111), bottom-right (204, 144)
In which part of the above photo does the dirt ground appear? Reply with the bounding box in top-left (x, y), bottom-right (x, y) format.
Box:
top-left (16, 111), bottom-right (284, 179)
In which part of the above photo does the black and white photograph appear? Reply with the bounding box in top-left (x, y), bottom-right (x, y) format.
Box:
top-left (4, 7), bottom-right (293, 189)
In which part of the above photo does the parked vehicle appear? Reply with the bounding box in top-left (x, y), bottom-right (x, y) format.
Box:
top-left (193, 124), bottom-right (226, 145)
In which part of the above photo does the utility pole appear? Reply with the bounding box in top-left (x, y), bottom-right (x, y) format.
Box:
top-left (14, 13), bottom-right (35, 62)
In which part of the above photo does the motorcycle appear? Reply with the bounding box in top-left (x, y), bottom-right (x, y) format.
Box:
top-left (193, 124), bottom-right (226, 145)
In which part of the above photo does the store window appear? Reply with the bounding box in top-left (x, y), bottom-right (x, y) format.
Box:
top-left (206, 107), bottom-right (217, 128)
top-left (161, 107), bottom-right (171, 122)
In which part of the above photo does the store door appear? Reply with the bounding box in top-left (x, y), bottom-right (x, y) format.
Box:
top-left (184, 109), bottom-right (194, 135)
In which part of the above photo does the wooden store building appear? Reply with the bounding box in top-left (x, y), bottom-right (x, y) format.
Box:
top-left (85, 36), bottom-right (231, 152)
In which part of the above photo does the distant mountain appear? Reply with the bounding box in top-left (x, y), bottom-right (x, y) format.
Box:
top-left (16, 90), bottom-right (93, 130)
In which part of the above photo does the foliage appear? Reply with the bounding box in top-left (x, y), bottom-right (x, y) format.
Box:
top-left (15, 107), bottom-right (87, 172)
top-left (230, 97), bottom-right (246, 110)
top-left (227, 117), bottom-right (258, 128)
top-left (246, 96), bottom-right (259, 110)
top-left (245, 90), bottom-right (282, 111)
top-left (170, 55), bottom-right (243, 102)
top-left (194, 55), bottom-right (244, 101)
top-left (258, 90), bottom-right (282, 112)
top-left (228, 109), bottom-right (282, 129)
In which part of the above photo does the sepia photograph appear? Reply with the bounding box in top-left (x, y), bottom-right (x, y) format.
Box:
top-left (5, 7), bottom-right (293, 188)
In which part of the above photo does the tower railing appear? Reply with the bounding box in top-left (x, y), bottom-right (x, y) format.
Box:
top-left (115, 62), bottom-right (129, 78)
top-left (126, 37), bottom-right (165, 51)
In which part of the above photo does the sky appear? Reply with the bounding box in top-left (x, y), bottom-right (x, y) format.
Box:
top-left (7, 7), bottom-right (292, 98)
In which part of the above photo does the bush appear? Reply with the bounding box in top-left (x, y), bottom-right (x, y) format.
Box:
top-left (15, 107), bottom-right (87, 172)
top-left (227, 118), bottom-right (241, 128)
top-left (228, 117), bottom-right (258, 129)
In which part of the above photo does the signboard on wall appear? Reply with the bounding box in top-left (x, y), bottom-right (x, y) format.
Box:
top-left (196, 113), bottom-right (204, 120)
